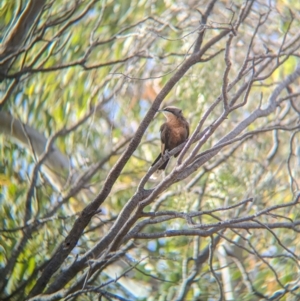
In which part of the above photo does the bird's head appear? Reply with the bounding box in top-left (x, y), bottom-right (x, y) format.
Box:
top-left (159, 106), bottom-right (184, 120)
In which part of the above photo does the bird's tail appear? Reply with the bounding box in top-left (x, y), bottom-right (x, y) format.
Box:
top-left (152, 153), bottom-right (169, 170)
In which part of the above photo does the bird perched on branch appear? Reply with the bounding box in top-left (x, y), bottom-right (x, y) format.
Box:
top-left (152, 106), bottom-right (189, 170)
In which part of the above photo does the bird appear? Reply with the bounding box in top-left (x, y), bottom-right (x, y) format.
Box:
top-left (152, 106), bottom-right (189, 170)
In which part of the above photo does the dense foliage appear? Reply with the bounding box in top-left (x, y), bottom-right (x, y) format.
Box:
top-left (1, 0), bottom-right (300, 300)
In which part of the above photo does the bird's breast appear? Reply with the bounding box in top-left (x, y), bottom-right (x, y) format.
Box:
top-left (168, 124), bottom-right (188, 148)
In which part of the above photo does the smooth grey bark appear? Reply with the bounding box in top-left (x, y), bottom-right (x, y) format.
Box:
top-left (0, 0), bottom-right (46, 76)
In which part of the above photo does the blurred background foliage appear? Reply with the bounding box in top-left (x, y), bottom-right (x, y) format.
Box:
top-left (1, 0), bottom-right (300, 300)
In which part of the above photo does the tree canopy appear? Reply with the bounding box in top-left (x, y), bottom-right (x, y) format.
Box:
top-left (1, 0), bottom-right (300, 300)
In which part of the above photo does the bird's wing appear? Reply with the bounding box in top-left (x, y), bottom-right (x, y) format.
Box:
top-left (160, 123), bottom-right (170, 154)
top-left (186, 122), bottom-right (190, 138)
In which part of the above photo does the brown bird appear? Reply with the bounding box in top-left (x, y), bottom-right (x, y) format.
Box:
top-left (152, 106), bottom-right (189, 170)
